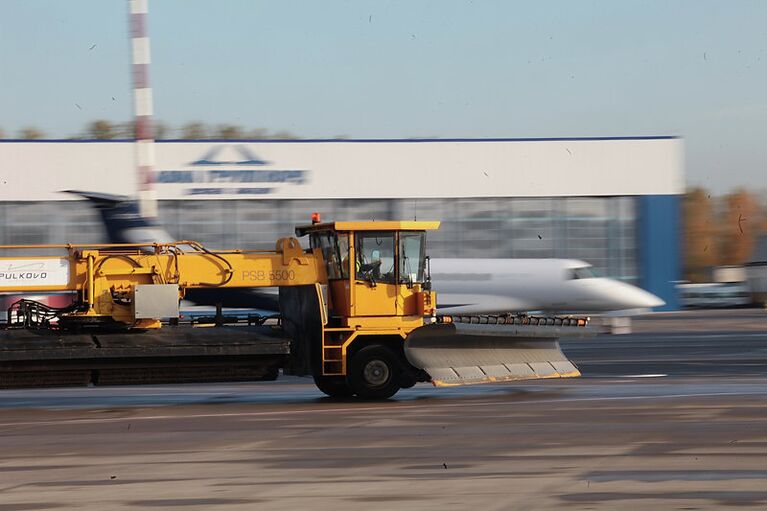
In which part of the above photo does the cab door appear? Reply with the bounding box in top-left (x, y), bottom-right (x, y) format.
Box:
top-left (396, 231), bottom-right (426, 316)
top-left (352, 232), bottom-right (398, 316)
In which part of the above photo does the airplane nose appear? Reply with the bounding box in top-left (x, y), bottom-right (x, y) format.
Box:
top-left (573, 279), bottom-right (666, 311)
top-left (618, 282), bottom-right (665, 309)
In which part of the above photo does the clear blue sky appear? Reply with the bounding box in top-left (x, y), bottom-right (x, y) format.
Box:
top-left (1, 0), bottom-right (766, 192)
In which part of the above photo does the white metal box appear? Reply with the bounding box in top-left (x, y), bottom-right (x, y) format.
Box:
top-left (134, 284), bottom-right (180, 319)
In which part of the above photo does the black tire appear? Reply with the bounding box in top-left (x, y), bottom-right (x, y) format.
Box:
top-left (313, 375), bottom-right (354, 398)
top-left (347, 345), bottom-right (401, 399)
top-left (259, 367), bottom-right (279, 381)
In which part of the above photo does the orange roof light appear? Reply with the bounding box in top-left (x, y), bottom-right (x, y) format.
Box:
top-left (311, 212), bottom-right (321, 224)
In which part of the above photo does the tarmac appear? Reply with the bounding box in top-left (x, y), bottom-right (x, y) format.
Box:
top-left (0, 308), bottom-right (766, 510)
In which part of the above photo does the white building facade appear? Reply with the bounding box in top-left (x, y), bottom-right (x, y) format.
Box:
top-left (0, 136), bottom-right (684, 309)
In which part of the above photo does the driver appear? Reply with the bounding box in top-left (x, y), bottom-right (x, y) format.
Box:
top-left (357, 250), bottom-right (381, 279)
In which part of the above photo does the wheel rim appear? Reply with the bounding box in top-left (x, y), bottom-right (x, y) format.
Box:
top-left (363, 359), bottom-right (390, 387)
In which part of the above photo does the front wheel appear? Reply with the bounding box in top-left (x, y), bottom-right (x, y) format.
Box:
top-left (347, 345), bottom-right (401, 399)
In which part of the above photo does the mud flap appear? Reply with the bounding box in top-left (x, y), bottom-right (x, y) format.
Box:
top-left (404, 322), bottom-right (582, 387)
top-left (279, 284), bottom-right (324, 376)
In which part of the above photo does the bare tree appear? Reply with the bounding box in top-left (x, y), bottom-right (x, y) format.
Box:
top-left (249, 128), bottom-right (269, 139)
top-left (86, 120), bottom-right (118, 139)
top-left (18, 127), bottom-right (45, 139)
top-left (718, 188), bottom-right (762, 266)
top-left (215, 124), bottom-right (245, 139)
top-left (683, 187), bottom-right (719, 282)
top-left (181, 122), bottom-right (207, 139)
top-left (154, 121), bottom-right (169, 140)
top-left (114, 122), bottom-right (136, 138)
top-left (271, 130), bottom-right (299, 140)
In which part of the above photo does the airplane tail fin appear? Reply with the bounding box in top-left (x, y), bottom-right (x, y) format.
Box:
top-left (64, 190), bottom-right (171, 244)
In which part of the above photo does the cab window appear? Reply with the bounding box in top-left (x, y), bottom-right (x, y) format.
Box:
top-left (355, 232), bottom-right (395, 284)
top-left (399, 231), bottom-right (425, 284)
top-left (310, 231), bottom-right (347, 280)
top-left (337, 233), bottom-right (349, 278)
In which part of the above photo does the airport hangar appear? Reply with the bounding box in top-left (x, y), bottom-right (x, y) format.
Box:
top-left (0, 136), bottom-right (683, 310)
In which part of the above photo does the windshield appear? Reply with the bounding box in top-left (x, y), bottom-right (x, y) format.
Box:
top-left (355, 232), bottom-right (396, 284)
top-left (569, 266), bottom-right (601, 280)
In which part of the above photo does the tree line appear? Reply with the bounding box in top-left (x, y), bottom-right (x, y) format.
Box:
top-left (0, 121), bottom-right (302, 140)
top-left (684, 187), bottom-right (767, 282)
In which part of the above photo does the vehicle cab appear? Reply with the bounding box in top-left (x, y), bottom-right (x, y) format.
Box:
top-left (296, 219), bottom-right (440, 324)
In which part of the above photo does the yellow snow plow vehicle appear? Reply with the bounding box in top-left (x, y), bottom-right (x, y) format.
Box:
top-left (0, 218), bottom-right (590, 398)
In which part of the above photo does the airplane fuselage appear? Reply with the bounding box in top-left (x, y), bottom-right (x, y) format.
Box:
top-left (431, 258), bottom-right (664, 314)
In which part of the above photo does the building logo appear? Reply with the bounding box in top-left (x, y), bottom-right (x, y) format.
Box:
top-left (155, 144), bottom-right (310, 197)
top-left (191, 145), bottom-right (271, 166)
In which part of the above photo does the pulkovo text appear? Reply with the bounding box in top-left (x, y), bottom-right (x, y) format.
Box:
top-left (1, 272), bottom-right (48, 280)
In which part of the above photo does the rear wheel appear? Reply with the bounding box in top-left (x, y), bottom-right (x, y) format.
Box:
top-left (313, 375), bottom-right (354, 398)
top-left (347, 345), bottom-right (401, 399)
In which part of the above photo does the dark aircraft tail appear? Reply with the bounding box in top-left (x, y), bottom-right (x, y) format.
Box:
top-left (65, 190), bottom-right (173, 244)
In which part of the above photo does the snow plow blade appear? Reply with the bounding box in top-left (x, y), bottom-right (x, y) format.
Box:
top-left (404, 318), bottom-right (592, 387)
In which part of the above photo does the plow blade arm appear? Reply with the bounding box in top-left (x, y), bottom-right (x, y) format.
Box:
top-left (405, 322), bottom-right (586, 387)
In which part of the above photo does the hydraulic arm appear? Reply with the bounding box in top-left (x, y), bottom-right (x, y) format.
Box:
top-left (0, 237), bottom-right (322, 328)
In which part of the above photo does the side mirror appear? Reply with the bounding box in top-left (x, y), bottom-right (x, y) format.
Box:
top-left (424, 256), bottom-right (432, 291)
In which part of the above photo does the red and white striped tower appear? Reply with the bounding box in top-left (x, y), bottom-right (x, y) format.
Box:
top-left (129, 0), bottom-right (157, 218)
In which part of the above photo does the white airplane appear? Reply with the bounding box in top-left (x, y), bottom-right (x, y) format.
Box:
top-left (431, 258), bottom-right (664, 314)
top-left (69, 191), bottom-right (664, 314)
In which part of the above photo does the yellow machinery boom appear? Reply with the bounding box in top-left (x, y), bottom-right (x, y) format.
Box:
top-left (0, 219), bottom-right (590, 398)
